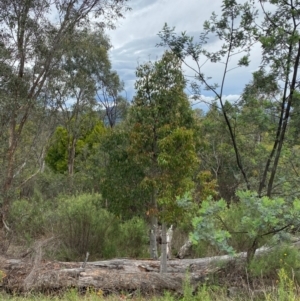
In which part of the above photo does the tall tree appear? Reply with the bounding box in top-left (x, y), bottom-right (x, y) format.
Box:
top-left (0, 0), bottom-right (130, 228)
top-left (129, 51), bottom-right (198, 267)
top-left (51, 28), bottom-right (122, 176)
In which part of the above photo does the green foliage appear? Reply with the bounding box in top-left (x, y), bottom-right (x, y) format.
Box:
top-left (191, 190), bottom-right (300, 262)
top-left (276, 268), bottom-right (297, 301)
top-left (9, 191), bottom-right (149, 260)
top-left (249, 245), bottom-right (300, 281)
top-left (100, 128), bottom-right (150, 219)
top-left (46, 116), bottom-right (106, 174)
top-left (0, 0), bottom-right (129, 224)
top-left (9, 198), bottom-right (52, 243)
top-left (265, 268), bottom-right (298, 301)
top-left (180, 275), bottom-right (228, 301)
top-left (191, 197), bottom-right (235, 255)
top-left (158, 0), bottom-right (300, 200)
top-left (129, 51), bottom-right (198, 223)
top-left (99, 51), bottom-right (199, 237)
top-left (45, 127), bottom-right (69, 173)
top-left (55, 194), bottom-right (148, 260)
top-left (56, 193), bottom-right (107, 259)
top-left (116, 216), bottom-right (149, 258)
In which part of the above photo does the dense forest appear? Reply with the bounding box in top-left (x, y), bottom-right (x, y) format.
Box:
top-left (1, 0), bottom-right (300, 298)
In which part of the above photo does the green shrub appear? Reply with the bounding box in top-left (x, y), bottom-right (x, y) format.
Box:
top-left (55, 194), bottom-right (149, 260)
top-left (9, 197), bottom-right (54, 244)
top-left (191, 191), bottom-right (300, 263)
top-left (21, 171), bottom-right (69, 201)
top-left (249, 245), bottom-right (300, 281)
top-left (21, 169), bottom-right (102, 202)
top-left (117, 216), bottom-right (149, 258)
top-left (55, 193), bottom-right (118, 260)
top-left (265, 268), bottom-right (298, 301)
top-left (9, 192), bottom-right (150, 260)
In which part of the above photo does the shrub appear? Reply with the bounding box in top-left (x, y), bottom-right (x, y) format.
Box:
top-left (117, 216), bottom-right (149, 258)
top-left (191, 191), bottom-right (300, 263)
top-left (249, 245), bottom-right (300, 281)
top-left (20, 171), bottom-right (69, 201)
top-left (55, 193), bottom-right (119, 260)
top-left (9, 197), bottom-right (54, 244)
top-left (55, 194), bottom-right (149, 260)
top-left (9, 192), bottom-right (150, 260)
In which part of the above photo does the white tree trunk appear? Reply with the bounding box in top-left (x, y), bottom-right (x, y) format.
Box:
top-left (178, 240), bottom-right (192, 259)
top-left (166, 225), bottom-right (173, 259)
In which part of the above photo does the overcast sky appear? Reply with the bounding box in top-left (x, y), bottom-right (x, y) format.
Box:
top-left (108, 0), bottom-right (262, 109)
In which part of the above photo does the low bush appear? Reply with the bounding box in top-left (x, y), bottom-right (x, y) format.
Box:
top-left (9, 197), bottom-right (55, 244)
top-left (55, 193), bottom-right (116, 260)
top-left (249, 244), bottom-right (300, 282)
top-left (117, 216), bottom-right (149, 258)
top-left (9, 193), bottom-right (149, 260)
top-left (191, 191), bottom-right (300, 263)
top-left (55, 193), bottom-right (149, 260)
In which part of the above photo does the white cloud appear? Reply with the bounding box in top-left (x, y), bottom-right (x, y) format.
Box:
top-left (189, 94), bottom-right (242, 111)
top-left (108, 0), bottom-right (263, 101)
top-left (191, 94), bottom-right (241, 103)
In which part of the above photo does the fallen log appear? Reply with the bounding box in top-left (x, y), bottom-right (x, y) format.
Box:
top-left (1, 241), bottom-right (299, 294)
top-left (1, 257), bottom-right (219, 294)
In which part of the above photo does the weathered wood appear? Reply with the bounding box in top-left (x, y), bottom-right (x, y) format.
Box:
top-left (1, 243), bottom-right (294, 294)
top-left (177, 240), bottom-right (192, 259)
top-left (0, 256), bottom-right (223, 293)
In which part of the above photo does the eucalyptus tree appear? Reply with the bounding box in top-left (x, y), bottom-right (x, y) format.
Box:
top-left (50, 28), bottom-right (122, 176)
top-left (0, 0), bottom-right (130, 228)
top-left (158, 0), bottom-right (300, 199)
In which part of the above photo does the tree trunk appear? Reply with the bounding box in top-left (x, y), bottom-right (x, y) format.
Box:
top-left (177, 240), bottom-right (192, 259)
top-left (160, 223), bottom-right (167, 273)
top-left (247, 238), bottom-right (258, 264)
top-left (149, 187), bottom-right (158, 259)
top-left (68, 138), bottom-right (77, 176)
top-left (149, 215), bottom-right (158, 259)
top-left (0, 243), bottom-right (281, 294)
top-left (0, 256), bottom-right (220, 294)
top-left (1, 118), bottom-right (18, 231)
top-left (167, 225), bottom-right (173, 259)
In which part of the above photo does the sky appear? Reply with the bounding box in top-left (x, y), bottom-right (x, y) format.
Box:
top-left (107, 0), bottom-right (263, 110)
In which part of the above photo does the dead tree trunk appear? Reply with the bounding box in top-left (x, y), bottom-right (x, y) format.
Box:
top-left (177, 240), bottom-right (192, 259)
top-left (0, 244), bottom-right (282, 294)
top-left (167, 225), bottom-right (173, 259)
top-left (0, 256), bottom-right (219, 294)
